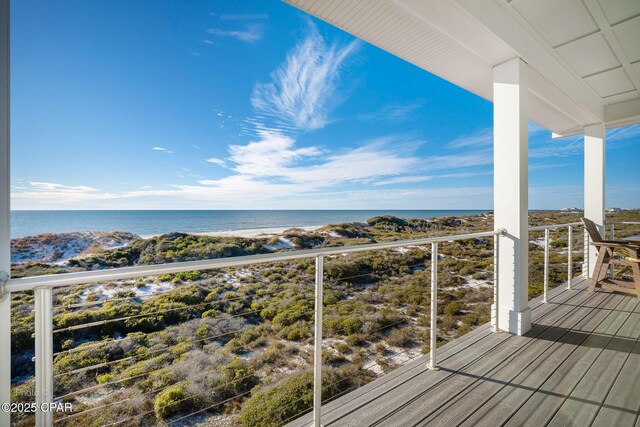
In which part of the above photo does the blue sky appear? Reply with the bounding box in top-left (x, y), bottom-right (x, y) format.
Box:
top-left (9, 0), bottom-right (640, 210)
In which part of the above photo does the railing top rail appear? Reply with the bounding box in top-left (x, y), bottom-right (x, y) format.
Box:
top-left (528, 222), bottom-right (582, 231)
top-left (5, 229), bottom-right (505, 293)
top-left (607, 221), bottom-right (640, 225)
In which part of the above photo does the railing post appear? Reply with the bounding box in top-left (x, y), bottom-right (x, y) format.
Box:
top-left (567, 226), bottom-right (573, 289)
top-left (312, 255), bottom-right (323, 427)
top-left (0, 278), bottom-right (9, 427)
top-left (428, 243), bottom-right (439, 370)
top-left (493, 234), bottom-right (499, 332)
top-left (34, 287), bottom-right (54, 427)
top-left (0, 0), bottom-right (11, 424)
top-left (543, 228), bottom-right (549, 303)
top-left (582, 228), bottom-right (589, 278)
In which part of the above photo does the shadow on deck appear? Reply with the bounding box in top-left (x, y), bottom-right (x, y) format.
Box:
top-left (287, 277), bottom-right (640, 427)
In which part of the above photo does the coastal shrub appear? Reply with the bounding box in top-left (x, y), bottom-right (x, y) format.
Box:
top-left (154, 384), bottom-right (187, 420)
top-left (444, 302), bottom-right (463, 316)
top-left (278, 321), bottom-right (310, 341)
top-left (219, 358), bottom-right (259, 394)
top-left (239, 367), bottom-right (365, 427)
top-left (97, 373), bottom-right (114, 384)
top-left (386, 327), bottom-right (415, 348)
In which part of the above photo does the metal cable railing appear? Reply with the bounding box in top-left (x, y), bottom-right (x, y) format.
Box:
top-left (5, 228), bottom-right (522, 427)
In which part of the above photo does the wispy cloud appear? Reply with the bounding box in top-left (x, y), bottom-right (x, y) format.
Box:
top-left (152, 147), bottom-right (173, 154)
top-left (251, 22), bottom-right (360, 132)
top-left (372, 175), bottom-right (433, 186)
top-left (422, 151), bottom-right (493, 170)
top-left (447, 128), bottom-right (493, 149)
top-left (228, 131), bottom-right (322, 177)
top-left (12, 182), bottom-right (117, 205)
top-left (207, 24), bottom-right (264, 44)
top-left (607, 124), bottom-right (640, 141)
top-left (28, 182), bottom-right (99, 193)
top-left (206, 157), bottom-right (227, 167)
top-left (358, 100), bottom-right (424, 123)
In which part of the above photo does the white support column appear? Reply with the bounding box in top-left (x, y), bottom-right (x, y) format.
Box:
top-left (0, 0), bottom-right (11, 423)
top-left (584, 123), bottom-right (605, 277)
top-left (493, 58), bottom-right (531, 335)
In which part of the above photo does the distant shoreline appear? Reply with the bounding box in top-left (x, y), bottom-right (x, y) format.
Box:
top-left (142, 225), bottom-right (326, 239)
top-left (10, 209), bottom-right (489, 238)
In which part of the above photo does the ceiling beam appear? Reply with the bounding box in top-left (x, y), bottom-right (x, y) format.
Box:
top-left (456, 0), bottom-right (605, 123)
top-left (582, 0), bottom-right (640, 97)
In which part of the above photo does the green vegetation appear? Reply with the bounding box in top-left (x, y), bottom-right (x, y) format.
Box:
top-left (8, 210), bottom-right (639, 426)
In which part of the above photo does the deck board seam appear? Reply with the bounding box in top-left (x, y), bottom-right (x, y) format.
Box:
top-left (361, 287), bottom-right (602, 427)
top-left (408, 291), bottom-right (618, 427)
top-left (458, 293), bottom-right (630, 427)
top-left (543, 297), bottom-right (640, 426)
top-left (285, 277), bottom-right (590, 427)
top-left (321, 281), bottom-right (590, 425)
top-left (583, 303), bottom-right (640, 427)
top-left (500, 294), bottom-right (637, 426)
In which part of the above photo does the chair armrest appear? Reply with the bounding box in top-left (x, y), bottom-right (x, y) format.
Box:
top-left (592, 240), bottom-right (640, 248)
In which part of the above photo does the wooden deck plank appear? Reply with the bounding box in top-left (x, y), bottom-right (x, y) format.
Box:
top-left (284, 278), bottom-right (619, 427)
top-left (341, 284), bottom-right (599, 426)
top-left (286, 278), bottom-right (586, 427)
top-left (501, 293), bottom-right (639, 427)
top-left (408, 290), bottom-right (615, 427)
top-left (587, 310), bottom-right (640, 427)
top-left (547, 296), bottom-right (640, 426)
top-left (457, 292), bottom-right (632, 427)
top-left (319, 278), bottom-right (580, 418)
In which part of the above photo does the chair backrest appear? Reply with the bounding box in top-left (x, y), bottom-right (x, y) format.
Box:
top-left (581, 217), bottom-right (603, 243)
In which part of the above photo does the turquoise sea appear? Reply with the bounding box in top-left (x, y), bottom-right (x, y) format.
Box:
top-left (10, 210), bottom-right (489, 238)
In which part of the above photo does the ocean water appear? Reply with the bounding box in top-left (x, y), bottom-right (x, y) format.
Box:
top-left (10, 210), bottom-right (489, 238)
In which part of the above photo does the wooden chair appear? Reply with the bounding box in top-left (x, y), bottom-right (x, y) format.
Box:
top-left (582, 217), bottom-right (640, 297)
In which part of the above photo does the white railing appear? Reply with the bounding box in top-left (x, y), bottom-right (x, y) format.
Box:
top-left (2, 229), bottom-right (505, 427)
top-left (529, 222), bottom-right (584, 300)
top-left (0, 218), bottom-right (605, 426)
top-left (607, 221), bottom-right (640, 239)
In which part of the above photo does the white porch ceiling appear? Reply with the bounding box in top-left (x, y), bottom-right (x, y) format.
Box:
top-left (284, 0), bottom-right (640, 136)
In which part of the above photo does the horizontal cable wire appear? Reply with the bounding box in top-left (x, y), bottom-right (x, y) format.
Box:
top-left (52, 291), bottom-right (279, 357)
top-left (54, 313), bottom-right (259, 379)
top-left (102, 387), bottom-right (252, 426)
top-left (54, 283), bottom-right (273, 313)
top-left (55, 352), bottom-right (262, 423)
top-left (52, 300), bottom-right (260, 334)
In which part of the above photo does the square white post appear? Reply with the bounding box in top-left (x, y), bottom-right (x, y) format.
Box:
top-left (583, 123), bottom-right (605, 277)
top-left (0, 0), bottom-right (11, 423)
top-left (492, 58), bottom-right (531, 335)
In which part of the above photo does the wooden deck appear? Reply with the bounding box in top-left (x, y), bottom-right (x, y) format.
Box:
top-left (287, 277), bottom-right (640, 427)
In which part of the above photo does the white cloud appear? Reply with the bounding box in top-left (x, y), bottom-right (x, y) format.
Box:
top-left (358, 100), bottom-right (424, 123)
top-left (206, 157), bottom-right (227, 167)
top-left (422, 151), bottom-right (493, 170)
top-left (152, 147), bottom-right (173, 154)
top-left (447, 128), bottom-right (493, 149)
top-left (373, 176), bottom-right (433, 186)
top-left (28, 182), bottom-right (99, 193)
top-left (251, 23), bottom-right (360, 132)
top-left (228, 130), bottom-right (322, 176)
top-left (207, 24), bottom-right (263, 44)
top-left (12, 182), bottom-right (117, 206)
